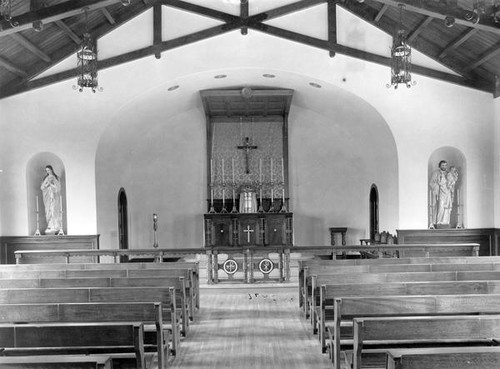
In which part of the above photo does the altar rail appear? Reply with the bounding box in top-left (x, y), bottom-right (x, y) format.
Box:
top-left (14, 248), bottom-right (207, 264)
top-left (13, 243), bottom-right (480, 284)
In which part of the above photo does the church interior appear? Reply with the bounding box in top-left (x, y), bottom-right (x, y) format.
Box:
top-left (1, 0), bottom-right (500, 368)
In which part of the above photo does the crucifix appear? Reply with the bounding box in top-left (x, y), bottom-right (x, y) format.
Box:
top-left (237, 137), bottom-right (258, 174)
top-left (243, 225), bottom-right (254, 243)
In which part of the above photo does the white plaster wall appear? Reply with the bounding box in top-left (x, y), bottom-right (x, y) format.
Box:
top-left (0, 4), bottom-right (496, 242)
top-left (494, 97), bottom-right (500, 227)
top-left (94, 80), bottom-right (398, 249)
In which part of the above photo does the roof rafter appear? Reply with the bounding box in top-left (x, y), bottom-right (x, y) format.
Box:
top-left (368, 0), bottom-right (500, 35)
top-left (439, 28), bottom-right (478, 59)
top-left (407, 16), bottom-right (433, 44)
top-left (0, 0), bottom-right (128, 37)
top-left (9, 33), bottom-right (51, 63)
top-left (54, 20), bottom-right (82, 44)
top-left (0, 0), bottom-right (495, 99)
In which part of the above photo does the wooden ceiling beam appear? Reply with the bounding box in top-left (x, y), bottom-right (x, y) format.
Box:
top-left (240, 0), bottom-right (249, 35)
top-left (9, 33), bottom-right (51, 63)
top-left (367, 0), bottom-right (500, 35)
top-left (162, 0), bottom-right (239, 23)
top-left (0, 0), bottom-right (126, 37)
top-left (153, 3), bottom-right (162, 59)
top-left (406, 16), bottom-right (433, 45)
top-left (374, 4), bottom-right (389, 23)
top-left (464, 42), bottom-right (500, 72)
top-left (250, 0), bottom-right (327, 22)
top-left (328, 0), bottom-right (337, 57)
top-left (339, 1), bottom-right (476, 80)
top-left (0, 56), bottom-right (27, 77)
top-left (438, 28), bottom-right (478, 59)
top-left (246, 21), bottom-right (491, 92)
top-left (54, 20), bottom-right (82, 44)
top-left (101, 8), bottom-right (116, 25)
top-left (0, 1), bottom-right (151, 98)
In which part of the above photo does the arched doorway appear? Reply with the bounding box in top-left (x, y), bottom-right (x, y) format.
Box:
top-left (118, 188), bottom-right (129, 262)
top-left (369, 185), bottom-right (379, 240)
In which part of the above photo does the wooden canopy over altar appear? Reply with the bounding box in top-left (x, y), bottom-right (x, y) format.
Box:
top-left (200, 88), bottom-right (294, 248)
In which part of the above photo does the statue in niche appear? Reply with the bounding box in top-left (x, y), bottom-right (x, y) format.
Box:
top-left (40, 165), bottom-right (63, 234)
top-left (239, 186), bottom-right (257, 213)
top-left (429, 160), bottom-right (459, 229)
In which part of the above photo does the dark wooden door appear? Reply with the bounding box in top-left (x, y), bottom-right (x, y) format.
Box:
top-left (118, 188), bottom-right (129, 262)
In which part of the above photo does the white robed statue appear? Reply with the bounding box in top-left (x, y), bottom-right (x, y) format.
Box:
top-left (40, 165), bottom-right (63, 234)
top-left (239, 186), bottom-right (257, 213)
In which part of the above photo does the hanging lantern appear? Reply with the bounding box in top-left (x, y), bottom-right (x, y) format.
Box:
top-left (387, 5), bottom-right (416, 89)
top-left (75, 33), bottom-right (100, 92)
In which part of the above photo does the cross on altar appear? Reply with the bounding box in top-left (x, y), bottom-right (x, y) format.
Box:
top-left (237, 137), bottom-right (258, 174)
top-left (243, 225), bottom-right (254, 243)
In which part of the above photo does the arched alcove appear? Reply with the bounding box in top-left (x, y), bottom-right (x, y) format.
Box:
top-left (27, 153), bottom-right (67, 235)
top-left (428, 147), bottom-right (466, 229)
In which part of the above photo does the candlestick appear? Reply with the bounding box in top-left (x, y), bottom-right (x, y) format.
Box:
top-left (259, 159), bottom-right (262, 184)
top-left (282, 188), bottom-right (285, 202)
top-left (270, 158), bottom-right (273, 183)
top-left (211, 188), bottom-right (214, 204)
top-left (60, 195), bottom-right (63, 213)
top-left (222, 159), bottom-right (225, 184)
top-left (271, 188), bottom-right (274, 202)
top-left (36, 196), bottom-right (39, 212)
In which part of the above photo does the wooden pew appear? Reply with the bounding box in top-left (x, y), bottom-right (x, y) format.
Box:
top-left (307, 269), bottom-right (500, 324)
top-left (0, 302), bottom-right (169, 368)
top-left (0, 322), bottom-right (146, 369)
top-left (0, 261), bottom-right (200, 311)
top-left (385, 346), bottom-right (500, 369)
top-left (298, 256), bottom-right (500, 307)
top-left (352, 315), bottom-right (500, 369)
top-left (0, 268), bottom-right (196, 326)
top-left (302, 261), bottom-right (500, 301)
top-left (0, 355), bottom-right (113, 368)
top-left (0, 287), bottom-right (181, 356)
top-left (316, 280), bottom-right (500, 353)
top-left (0, 275), bottom-right (194, 329)
top-left (328, 294), bottom-right (500, 369)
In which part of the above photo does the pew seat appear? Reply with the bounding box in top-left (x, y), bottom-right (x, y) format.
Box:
top-left (385, 346), bottom-right (500, 369)
top-left (326, 294), bottom-right (500, 369)
top-left (0, 322), bottom-right (146, 369)
top-left (351, 315), bottom-right (500, 369)
top-left (0, 355), bottom-right (112, 368)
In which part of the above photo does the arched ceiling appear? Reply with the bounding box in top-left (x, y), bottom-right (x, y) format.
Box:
top-left (0, 0), bottom-right (499, 100)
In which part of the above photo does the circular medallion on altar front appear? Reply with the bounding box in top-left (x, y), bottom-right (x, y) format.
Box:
top-left (258, 258), bottom-right (274, 274)
top-left (223, 259), bottom-right (238, 275)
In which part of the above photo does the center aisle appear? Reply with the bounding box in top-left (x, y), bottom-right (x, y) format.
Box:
top-left (168, 286), bottom-right (333, 369)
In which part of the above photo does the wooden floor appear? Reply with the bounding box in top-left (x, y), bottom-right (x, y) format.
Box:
top-left (165, 285), bottom-right (333, 369)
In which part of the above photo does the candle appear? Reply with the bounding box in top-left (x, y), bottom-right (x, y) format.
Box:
top-left (232, 158), bottom-right (235, 184)
top-left (271, 188), bottom-right (274, 202)
top-left (211, 188), bottom-right (214, 204)
top-left (282, 188), bottom-right (285, 201)
top-left (281, 158), bottom-right (284, 182)
top-left (259, 159), bottom-right (262, 184)
top-left (221, 159), bottom-right (225, 184)
top-left (210, 159), bottom-right (213, 185)
top-left (36, 196), bottom-right (39, 212)
top-left (270, 158), bottom-right (273, 183)
top-left (60, 195), bottom-right (63, 213)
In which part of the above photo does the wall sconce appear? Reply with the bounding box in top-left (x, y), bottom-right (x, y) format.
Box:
top-left (152, 213), bottom-right (158, 248)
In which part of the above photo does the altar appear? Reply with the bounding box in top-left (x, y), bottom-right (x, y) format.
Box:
top-left (201, 87), bottom-right (295, 283)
